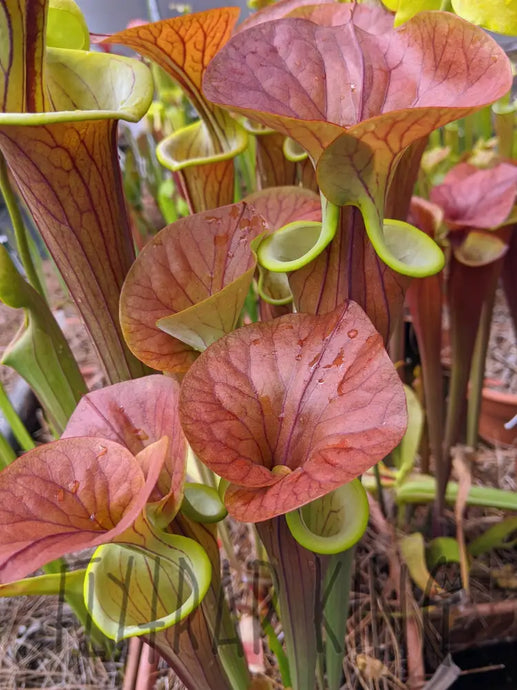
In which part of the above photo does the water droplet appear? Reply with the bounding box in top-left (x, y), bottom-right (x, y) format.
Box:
top-left (323, 348), bottom-right (345, 368)
top-left (89, 513), bottom-right (96, 521)
top-left (57, 488), bottom-right (65, 502)
top-left (350, 83), bottom-right (356, 92)
top-left (96, 445), bottom-right (107, 458)
top-left (337, 376), bottom-right (347, 396)
top-left (347, 329), bottom-right (358, 339)
top-left (69, 480), bottom-right (79, 494)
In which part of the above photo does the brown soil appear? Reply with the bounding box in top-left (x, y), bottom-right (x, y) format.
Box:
top-left (484, 290), bottom-right (517, 393)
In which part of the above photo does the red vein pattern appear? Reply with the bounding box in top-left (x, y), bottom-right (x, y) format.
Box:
top-left (0, 119), bottom-right (145, 382)
top-left (0, 437), bottom-right (168, 583)
top-left (63, 376), bottom-right (187, 507)
top-left (179, 301), bottom-right (406, 522)
top-left (120, 202), bottom-right (266, 373)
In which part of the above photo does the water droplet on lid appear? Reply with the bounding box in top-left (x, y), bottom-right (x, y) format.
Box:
top-left (337, 376), bottom-right (347, 396)
top-left (347, 329), bottom-right (358, 339)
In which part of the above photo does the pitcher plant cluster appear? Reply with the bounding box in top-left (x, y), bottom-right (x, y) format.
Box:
top-left (0, 1), bottom-right (515, 689)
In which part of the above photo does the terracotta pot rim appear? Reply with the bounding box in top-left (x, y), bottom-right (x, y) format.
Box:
top-left (482, 379), bottom-right (517, 403)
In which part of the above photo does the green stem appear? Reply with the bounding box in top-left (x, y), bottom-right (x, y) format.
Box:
top-left (256, 517), bottom-right (324, 690)
top-left (373, 462), bottom-right (387, 518)
top-left (463, 115), bottom-right (474, 151)
top-left (444, 122), bottom-right (460, 157)
top-left (467, 286), bottom-right (497, 447)
top-left (475, 106), bottom-right (493, 141)
top-left (0, 381), bottom-right (35, 452)
top-left (0, 431), bottom-right (16, 467)
top-left (0, 153), bottom-right (44, 296)
top-left (261, 615), bottom-right (292, 688)
top-left (234, 136), bottom-right (256, 200)
top-left (493, 102), bottom-right (516, 159)
top-left (325, 548), bottom-right (355, 690)
top-left (395, 476), bottom-right (517, 511)
top-left (428, 128), bottom-right (442, 149)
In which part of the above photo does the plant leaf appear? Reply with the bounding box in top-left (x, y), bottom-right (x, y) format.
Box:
top-left (0, 567), bottom-right (85, 597)
top-left (244, 186), bottom-right (321, 227)
top-left (453, 231), bottom-right (508, 268)
top-left (245, 186), bottom-right (323, 298)
top-left (468, 517), bottom-right (517, 557)
top-left (405, 197), bottom-right (445, 472)
top-left (0, 47), bottom-right (154, 124)
top-left (426, 537), bottom-right (461, 572)
top-left (381, 0), bottom-right (442, 27)
top-left (0, 246), bottom-right (86, 433)
top-left (257, 267), bottom-right (293, 306)
top-left (285, 479), bottom-right (368, 554)
top-left (430, 163), bottom-right (517, 231)
top-left (452, 0), bottom-right (517, 35)
top-left (237, 0), bottom-right (329, 33)
top-left (86, 526), bottom-right (211, 641)
top-left (399, 533), bottom-right (444, 597)
top-left (120, 203), bottom-right (267, 373)
top-left (0, 48), bottom-right (154, 383)
top-left (157, 118), bottom-right (247, 212)
top-left (0, 437), bottom-right (168, 583)
top-left (104, 7), bottom-right (240, 149)
top-left (444, 235), bottom-right (507, 456)
top-left (180, 300), bottom-right (407, 522)
top-left (180, 483), bottom-right (227, 523)
top-left (392, 385), bottom-right (424, 485)
top-left (287, 206), bottom-right (411, 344)
top-left (317, 133), bottom-right (445, 277)
top-left (204, 9), bottom-right (511, 162)
top-left (62, 376), bottom-right (187, 518)
top-left (47, 0), bottom-right (90, 50)
top-left (0, 0), bottom-right (48, 112)
top-left (205, 8), bottom-right (507, 275)
top-left (395, 475), bottom-right (517, 511)
top-left (255, 130), bottom-right (297, 189)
